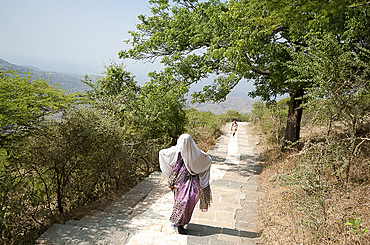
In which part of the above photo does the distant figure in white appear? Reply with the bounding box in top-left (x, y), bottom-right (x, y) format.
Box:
top-left (231, 121), bottom-right (238, 137)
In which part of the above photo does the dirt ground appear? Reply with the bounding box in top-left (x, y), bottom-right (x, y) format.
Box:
top-left (253, 124), bottom-right (370, 245)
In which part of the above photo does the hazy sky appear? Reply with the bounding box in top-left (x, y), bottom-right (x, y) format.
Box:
top-left (1, 0), bottom-right (258, 97)
top-left (0, 0), bottom-right (161, 80)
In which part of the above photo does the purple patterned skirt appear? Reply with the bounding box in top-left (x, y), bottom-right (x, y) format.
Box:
top-left (169, 153), bottom-right (211, 226)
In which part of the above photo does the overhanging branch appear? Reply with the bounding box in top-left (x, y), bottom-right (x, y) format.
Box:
top-left (252, 67), bottom-right (270, 75)
top-left (347, 1), bottom-right (370, 7)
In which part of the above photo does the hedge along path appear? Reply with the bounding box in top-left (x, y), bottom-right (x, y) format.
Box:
top-left (36, 122), bottom-right (262, 245)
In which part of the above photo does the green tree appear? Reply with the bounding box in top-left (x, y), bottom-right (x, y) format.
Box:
top-left (0, 69), bottom-right (76, 149)
top-left (23, 108), bottom-right (132, 214)
top-left (251, 101), bottom-right (267, 123)
top-left (290, 34), bottom-right (370, 136)
top-left (85, 62), bottom-right (187, 142)
top-left (186, 108), bottom-right (222, 134)
top-left (120, 0), bottom-right (370, 147)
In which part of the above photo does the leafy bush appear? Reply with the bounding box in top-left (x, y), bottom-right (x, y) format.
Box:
top-left (84, 62), bottom-right (187, 144)
top-left (185, 108), bottom-right (223, 152)
top-left (218, 110), bottom-right (250, 124)
top-left (251, 98), bottom-right (289, 144)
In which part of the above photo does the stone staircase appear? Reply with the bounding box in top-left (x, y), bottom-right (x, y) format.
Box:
top-left (37, 122), bottom-right (262, 245)
top-left (36, 172), bottom-right (169, 244)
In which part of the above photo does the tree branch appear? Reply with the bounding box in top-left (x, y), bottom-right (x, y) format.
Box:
top-left (252, 67), bottom-right (270, 75)
top-left (347, 1), bottom-right (370, 8)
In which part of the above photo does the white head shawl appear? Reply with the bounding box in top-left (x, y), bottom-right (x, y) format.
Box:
top-left (159, 134), bottom-right (212, 188)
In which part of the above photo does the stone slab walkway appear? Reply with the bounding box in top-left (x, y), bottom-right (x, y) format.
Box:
top-left (36, 122), bottom-right (262, 245)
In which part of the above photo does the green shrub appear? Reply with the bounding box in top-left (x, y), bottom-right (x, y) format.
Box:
top-left (251, 98), bottom-right (289, 144)
top-left (219, 110), bottom-right (250, 124)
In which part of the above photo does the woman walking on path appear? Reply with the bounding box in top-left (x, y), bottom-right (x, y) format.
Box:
top-left (159, 134), bottom-right (212, 235)
top-left (231, 120), bottom-right (238, 137)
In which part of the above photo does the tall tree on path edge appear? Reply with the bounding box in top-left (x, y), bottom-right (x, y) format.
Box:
top-left (120, 0), bottom-right (370, 148)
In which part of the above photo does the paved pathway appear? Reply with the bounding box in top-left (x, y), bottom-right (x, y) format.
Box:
top-left (37, 122), bottom-right (262, 245)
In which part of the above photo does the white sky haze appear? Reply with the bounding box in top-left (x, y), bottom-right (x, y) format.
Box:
top-left (0, 0), bottom-right (156, 78)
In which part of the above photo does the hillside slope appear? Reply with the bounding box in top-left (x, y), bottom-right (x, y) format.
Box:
top-left (0, 58), bottom-right (91, 92)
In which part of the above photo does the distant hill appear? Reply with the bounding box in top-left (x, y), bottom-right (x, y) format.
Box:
top-left (0, 58), bottom-right (92, 92)
top-left (0, 58), bottom-right (260, 114)
top-left (188, 96), bottom-right (259, 114)
top-left (187, 77), bottom-right (261, 114)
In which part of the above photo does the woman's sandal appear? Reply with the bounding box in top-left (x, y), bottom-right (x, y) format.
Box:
top-left (177, 225), bottom-right (187, 235)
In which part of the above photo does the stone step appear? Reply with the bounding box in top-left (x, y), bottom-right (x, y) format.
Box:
top-left (225, 153), bottom-right (241, 164)
top-left (79, 211), bottom-right (114, 223)
top-left (62, 222), bottom-right (130, 245)
top-left (126, 229), bottom-right (186, 245)
top-left (36, 224), bottom-right (81, 245)
top-left (36, 172), bottom-right (163, 245)
top-left (65, 220), bottom-right (96, 228)
top-left (37, 216), bottom-right (132, 244)
top-left (67, 229), bottom-right (130, 245)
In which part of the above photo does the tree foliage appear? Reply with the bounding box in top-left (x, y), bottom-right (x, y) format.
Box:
top-left (1, 107), bottom-right (156, 243)
top-left (0, 69), bottom-right (76, 148)
top-left (84, 62), bottom-right (187, 142)
top-left (0, 70), bottom-right (77, 243)
top-left (24, 108), bottom-right (133, 213)
top-left (251, 99), bottom-right (289, 144)
top-left (289, 34), bottom-right (370, 135)
top-left (120, 0), bottom-right (370, 146)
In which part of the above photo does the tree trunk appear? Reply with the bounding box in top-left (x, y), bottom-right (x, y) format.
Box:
top-left (283, 88), bottom-right (304, 148)
top-left (57, 177), bottom-right (64, 214)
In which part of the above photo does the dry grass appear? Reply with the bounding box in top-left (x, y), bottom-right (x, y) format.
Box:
top-left (253, 123), bottom-right (370, 244)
